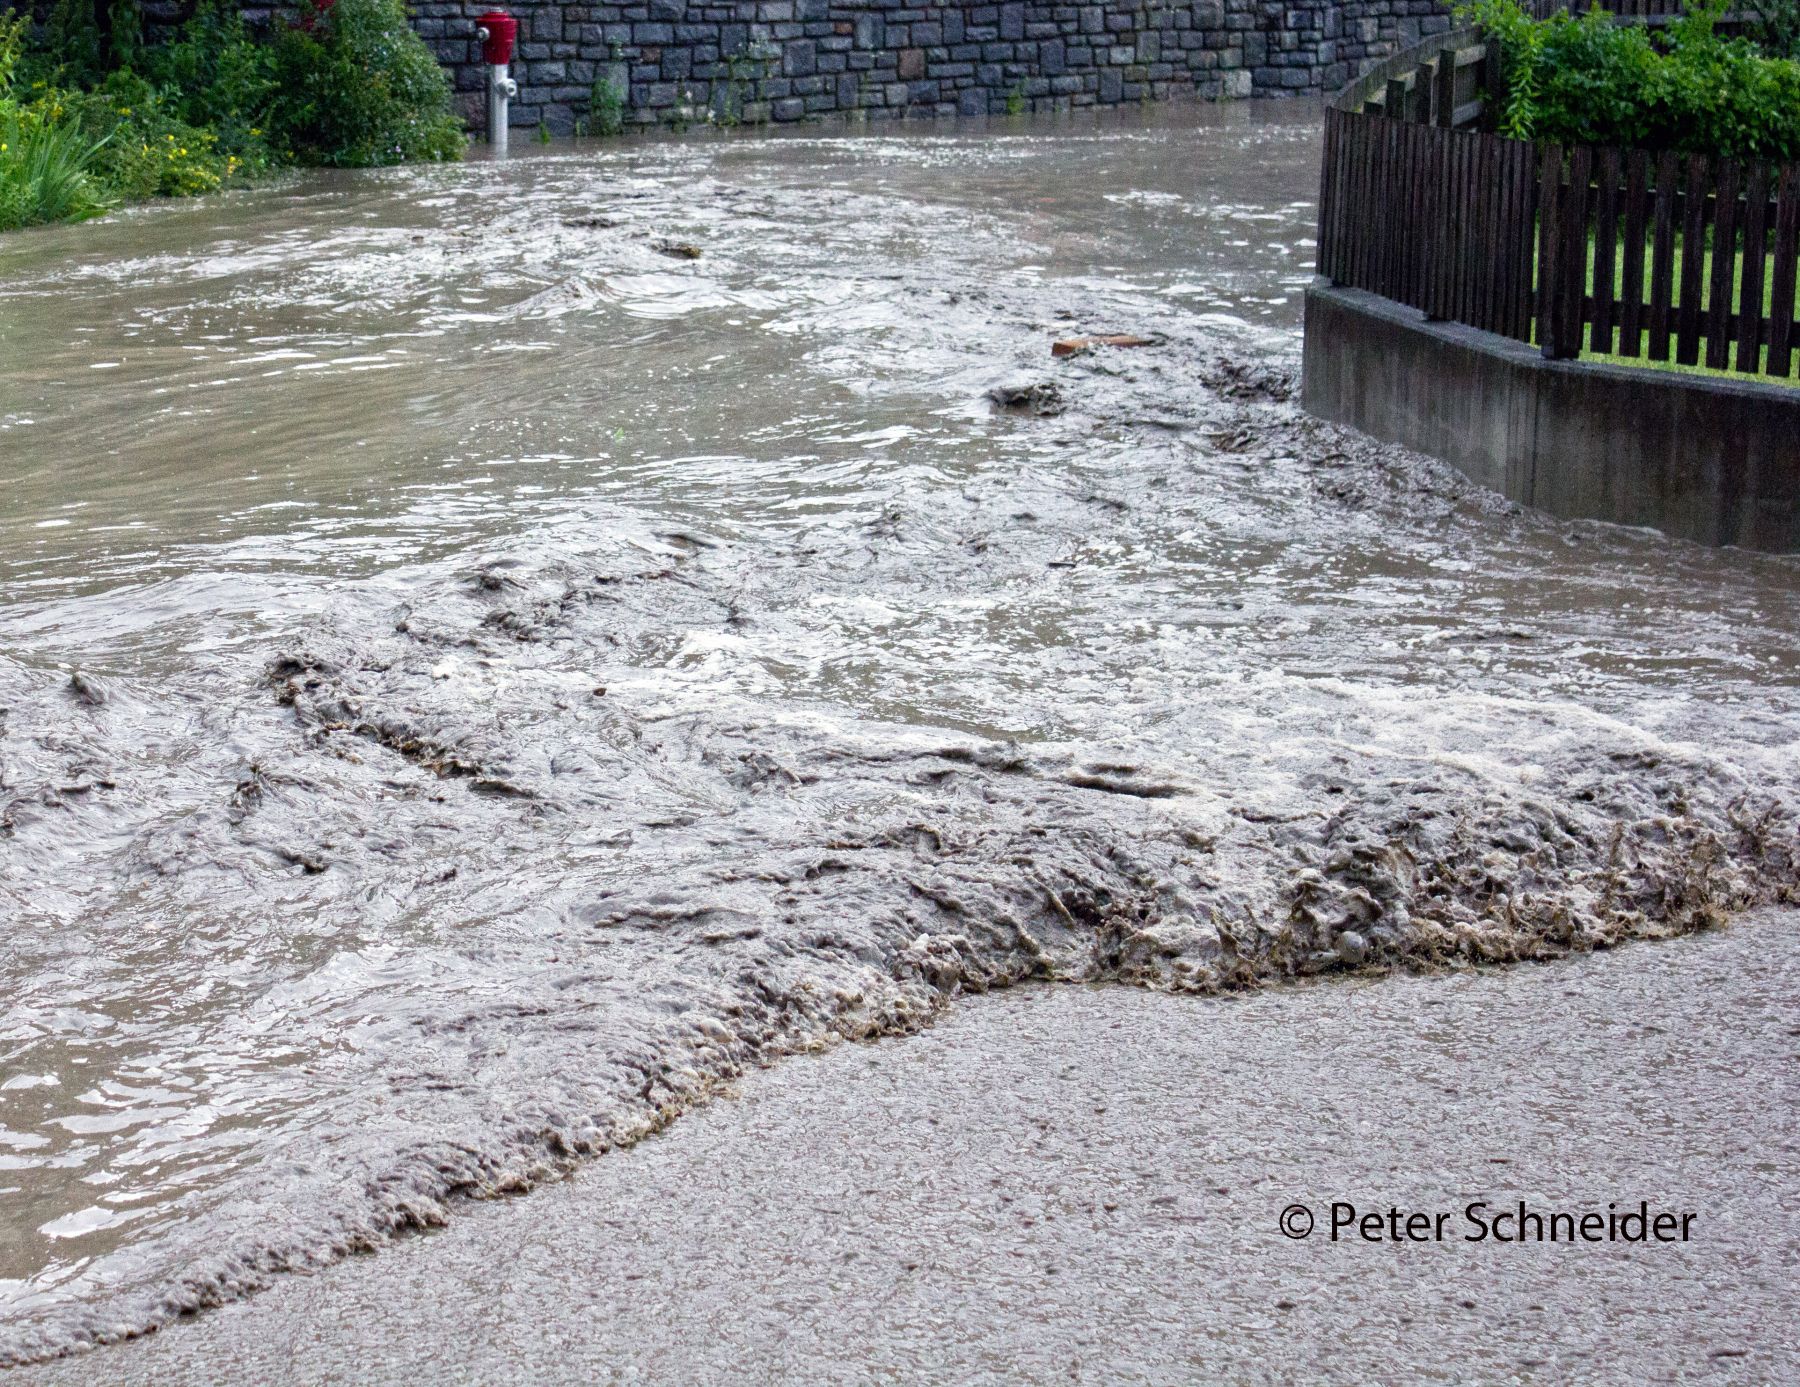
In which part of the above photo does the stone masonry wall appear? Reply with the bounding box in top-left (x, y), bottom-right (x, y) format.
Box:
top-left (405, 0), bottom-right (1454, 134)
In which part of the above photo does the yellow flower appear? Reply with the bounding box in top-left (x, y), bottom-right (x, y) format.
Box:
top-left (118, 106), bottom-right (132, 115)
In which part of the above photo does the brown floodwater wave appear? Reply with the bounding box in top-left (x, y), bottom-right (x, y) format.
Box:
top-left (2, 103), bottom-right (1798, 1366)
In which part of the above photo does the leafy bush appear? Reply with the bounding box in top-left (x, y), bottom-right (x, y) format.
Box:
top-left (0, 9), bottom-right (112, 230)
top-left (1749, 0), bottom-right (1800, 60)
top-left (268, 0), bottom-right (465, 167)
top-left (589, 72), bottom-right (624, 136)
top-left (139, 0), bottom-right (278, 167)
top-left (0, 98), bottom-right (114, 229)
top-left (0, 0), bottom-right (467, 234)
top-left (60, 76), bottom-right (247, 197)
top-left (1467, 0), bottom-right (1800, 159)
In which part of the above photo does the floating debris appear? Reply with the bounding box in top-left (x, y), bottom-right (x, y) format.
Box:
top-left (1052, 334), bottom-right (1157, 358)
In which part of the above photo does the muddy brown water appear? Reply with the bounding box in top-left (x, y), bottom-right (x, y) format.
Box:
top-left (1, 102), bottom-right (1797, 1368)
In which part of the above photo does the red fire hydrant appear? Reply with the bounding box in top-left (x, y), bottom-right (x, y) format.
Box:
top-left (476, 11), bottom-right (519, 155)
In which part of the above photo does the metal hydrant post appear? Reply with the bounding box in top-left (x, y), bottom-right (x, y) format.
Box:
top-left (476, 11), bottom-right (519, 156)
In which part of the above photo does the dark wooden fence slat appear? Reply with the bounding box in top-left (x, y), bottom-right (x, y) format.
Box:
top-left (1472, 133), bottom-right (1496, 333)
top-left (1648, 150), bottom-right (1678, 361)
top-left (1515, 137), bottom-right (1539, 341)
top-left (1418, 123), bottom-right (1432, 313)
top-left (1462, 132), bottom-right (1482, 327)
top-left (1382, 115), bottom-right (1403, 300)
top-left (1737, 162), bottom-right (1769, 374)
top-left (1770, 165), bottom-right (1800, 378)
top-left (1537, 144), bottom-right (1564, 355)
top-left (1396, 118), bottom-right (1411, 304)
top-left (1448, 131), bottom-right (1467, 322)
top-left (1332, 108), bottom-right (1346, 282)
top-left (1705, 160), bottom-right (1741, 371)
top-left (1428, 121), bottom-right (1450, 319)
top-left (1435, 49), bottom-right (1457, 130)
top-left (1353, 115), bottom-right (1370, 290)
top-left (1316, 108), bottom-right (1336, 278)
top-left (1676, 154), bottom-right (1709, 367)
top-left (1618, 149), bottom-right (1649, 358)
top-left (1409, 121), bottom-right (1428, 309)
top-left (1377, 117), bottom-right (1394, 299)
top-left (1560, 146), bottom-right (1592, 359)
top-left (1348, 115), bottom-right (1367, 292)
top-left (1591, 147), bottom-right (1621, 355)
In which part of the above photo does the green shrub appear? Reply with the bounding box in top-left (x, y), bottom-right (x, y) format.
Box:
top-left (268, 0), bottom-right (465, 167)
top-left (0, 10), bottom-right (111, 229)
top-left (140, 0), bottom-right (278, 168)
top-left (1468, 0), bottom-right (1800, 160)
top-left (0, 7), bottom-right (22, 90)
top-left (589, 72), bottom-right (624, 136)
top-left (1750, 0), bottom-right (1800, 60)
top-left (60, 75), bottom-right (246, 198)
top-left (0, 0), bottom-right (468, 233)
top-left (0, 96), bottom-right (114, 230)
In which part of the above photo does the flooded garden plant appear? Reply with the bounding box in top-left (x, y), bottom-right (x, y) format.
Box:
top-left (0, 0), bottom-right (461, 232)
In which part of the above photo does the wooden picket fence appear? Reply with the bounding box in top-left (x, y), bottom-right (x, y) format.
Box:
top-left (1524, 0), bottom-right (1691, 17)
top-left (1316, 28), bottom-right (1800, 381)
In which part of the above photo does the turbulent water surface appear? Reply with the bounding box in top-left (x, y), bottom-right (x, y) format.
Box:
top-left (1, 103), bottom-right (1797, 1366)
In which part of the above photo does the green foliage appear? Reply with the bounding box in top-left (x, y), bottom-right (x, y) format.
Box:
top-left (35, 0), bottom-right (102, 86)
top-left (60, 76), bottom-right (248, 197)
top-left (1463, 0), bottom-right (1544, 137)
top-left (5, 0), bottom-right (469, 232)
top-left (268, 0), bottom-right (465, 167)
top-left (0, 91), bottom-right (114, 230)
top-left (1749, 0), bottom-right (1800, 59)
top-left (0, 9), bottom-right (109, 229)
top-left (589, 72), bottom-right (624, 136)
top-left (0, 8), bottom-right (24, 90)
top-left (1465, 0), bottom-right (1800, 159)
top-left (139, 0), bottom-right (277, 166)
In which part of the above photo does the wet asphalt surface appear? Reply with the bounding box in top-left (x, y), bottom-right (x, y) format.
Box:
top-left (13, 909), bottom-right (1797, 1386)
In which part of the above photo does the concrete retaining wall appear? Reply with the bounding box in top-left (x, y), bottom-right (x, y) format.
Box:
top-left (1302, 282), bottom-right (1800, 552)
top-left (375, 0), bottom-right (1453, 133)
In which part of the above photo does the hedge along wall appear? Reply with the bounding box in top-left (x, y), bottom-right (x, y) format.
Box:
top-left (389, 0), bottom-right (1456, 133)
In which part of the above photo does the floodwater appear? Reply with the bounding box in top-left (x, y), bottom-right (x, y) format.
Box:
top-left (0, 102), bottom-right (1796, 1368)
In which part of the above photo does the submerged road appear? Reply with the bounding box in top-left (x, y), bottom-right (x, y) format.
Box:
top-left (3, 102), bottom-right (1798, 1376)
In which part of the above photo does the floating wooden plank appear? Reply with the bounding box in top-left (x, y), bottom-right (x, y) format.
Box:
top-left (1051, 335), bottom-right (1156, 357)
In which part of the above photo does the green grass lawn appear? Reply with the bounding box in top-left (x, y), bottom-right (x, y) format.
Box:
top-left (1568, 232), bottom-right (1799, 387)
